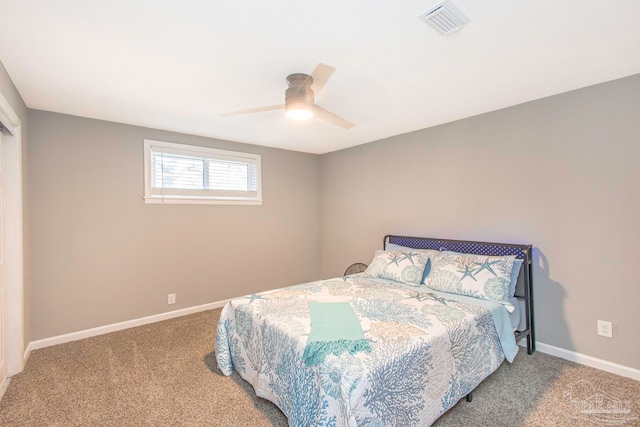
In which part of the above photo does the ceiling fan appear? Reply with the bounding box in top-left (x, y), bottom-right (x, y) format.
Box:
top-left (220, 63), bottom-right (354, 129)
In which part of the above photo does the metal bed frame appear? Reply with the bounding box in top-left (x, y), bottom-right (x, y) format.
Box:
top-left (383, 235), bottom-right (535, 355)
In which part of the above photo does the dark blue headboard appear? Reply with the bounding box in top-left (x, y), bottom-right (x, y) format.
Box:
top-left (385, 235), bottom-right (532, 263)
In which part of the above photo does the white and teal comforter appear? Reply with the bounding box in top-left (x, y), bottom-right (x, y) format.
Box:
top-left (216, 275), bottom-right (518, 427)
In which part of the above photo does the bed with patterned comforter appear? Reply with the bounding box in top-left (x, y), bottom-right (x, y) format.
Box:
top-left (216, 274), bottom-right (518, 427)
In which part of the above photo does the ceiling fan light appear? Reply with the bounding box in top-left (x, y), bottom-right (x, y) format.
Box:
top-left (285, 104), bottom-right (313, 120)
top-left (285, 74), bottom-right (314, 121)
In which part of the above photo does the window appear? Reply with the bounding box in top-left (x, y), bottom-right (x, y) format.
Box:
top-left (143, 139), bottom-right (262, 205)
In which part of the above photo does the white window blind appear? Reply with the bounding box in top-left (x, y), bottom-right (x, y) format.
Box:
top-left (144, 140), bottom-right (262, 205)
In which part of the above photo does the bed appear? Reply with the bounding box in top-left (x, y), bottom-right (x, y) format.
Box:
top-left (216, 235), bottom-right (534, 426)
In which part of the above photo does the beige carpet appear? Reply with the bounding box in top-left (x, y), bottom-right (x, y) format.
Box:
top-left (1, 309), bottom-right (638, 426)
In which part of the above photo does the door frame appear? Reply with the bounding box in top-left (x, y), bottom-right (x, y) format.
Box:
top-left (0, 92), bottom-right (24, 376)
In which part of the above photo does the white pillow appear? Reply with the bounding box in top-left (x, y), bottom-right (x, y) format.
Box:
top-left (444, 250), bottom-right (523, 298)
top-left (424, 252), bottom-right (516, 311)
top-left (385, 243), bottom-right (440, 284)
top-left (363, 249), bottom-right (430, 286)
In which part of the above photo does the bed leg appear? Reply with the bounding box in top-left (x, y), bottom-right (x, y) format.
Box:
top-left (466, 392), bottom-right (473, 402)
top-left (527, 334), bottom-right (534, 355)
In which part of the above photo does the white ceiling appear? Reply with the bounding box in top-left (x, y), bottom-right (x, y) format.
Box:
top-left (1, 1), bottom-right (639, 154)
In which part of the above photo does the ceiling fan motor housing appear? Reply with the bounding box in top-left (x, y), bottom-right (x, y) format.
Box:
top-left (285, 73), bottom-right (314, 112)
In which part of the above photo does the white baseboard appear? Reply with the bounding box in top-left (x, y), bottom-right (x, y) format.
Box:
top-left (535, 342), bottom-right (640, 381)
top-left (0, 377), bottom-right (10, 401)
top-left (29, 299), bottom-right (230, 352)
top-left (22, 342), bottom-right (32, 368)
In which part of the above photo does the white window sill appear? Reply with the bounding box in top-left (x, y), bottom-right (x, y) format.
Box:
top-left (143, 197), bottom-right (262, 206)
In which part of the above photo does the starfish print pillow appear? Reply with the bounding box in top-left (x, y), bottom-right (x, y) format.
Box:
top-left (424, 252), bottom-right (517, 311)
top-left (362, 249), bottom-right (432, 286)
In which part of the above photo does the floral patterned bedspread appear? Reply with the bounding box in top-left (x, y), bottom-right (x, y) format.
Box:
top-left (216, 276), bottom-right (516, 427)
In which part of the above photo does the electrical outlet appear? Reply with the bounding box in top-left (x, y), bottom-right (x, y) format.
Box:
top-left (168, 293), bottom-right (176, 305)
top-left (597, 320), bottom-right (612, 338)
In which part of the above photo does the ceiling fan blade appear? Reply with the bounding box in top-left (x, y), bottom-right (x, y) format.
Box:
top-left (310, 63), bottom-right (336, 96)
top-left (220, 104), bottom-right (284, 116)
top-left (313, 105), bottom-right (354, 129)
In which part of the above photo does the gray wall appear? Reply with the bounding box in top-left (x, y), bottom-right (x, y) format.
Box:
top-left (320, 74), bottom-right (640, 370)
top-left (0, 61), bottom-right (30, 346)
top-left (28, 111), bottom-right (320, 340)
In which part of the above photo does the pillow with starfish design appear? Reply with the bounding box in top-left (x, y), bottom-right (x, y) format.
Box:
top-left (362, 249), bottom-right (431, 286)
top-left (424, 252), bottom-right (517, 312)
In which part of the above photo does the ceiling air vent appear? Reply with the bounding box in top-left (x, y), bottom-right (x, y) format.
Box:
top-left (419, 0), bottom-right (470, 35)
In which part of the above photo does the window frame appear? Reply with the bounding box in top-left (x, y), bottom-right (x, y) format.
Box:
top-left (143, 139), bottom-right (262, 205)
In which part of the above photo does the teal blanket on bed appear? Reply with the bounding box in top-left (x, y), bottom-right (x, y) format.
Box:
top-left (302, 301), bottom-right (371, 367)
